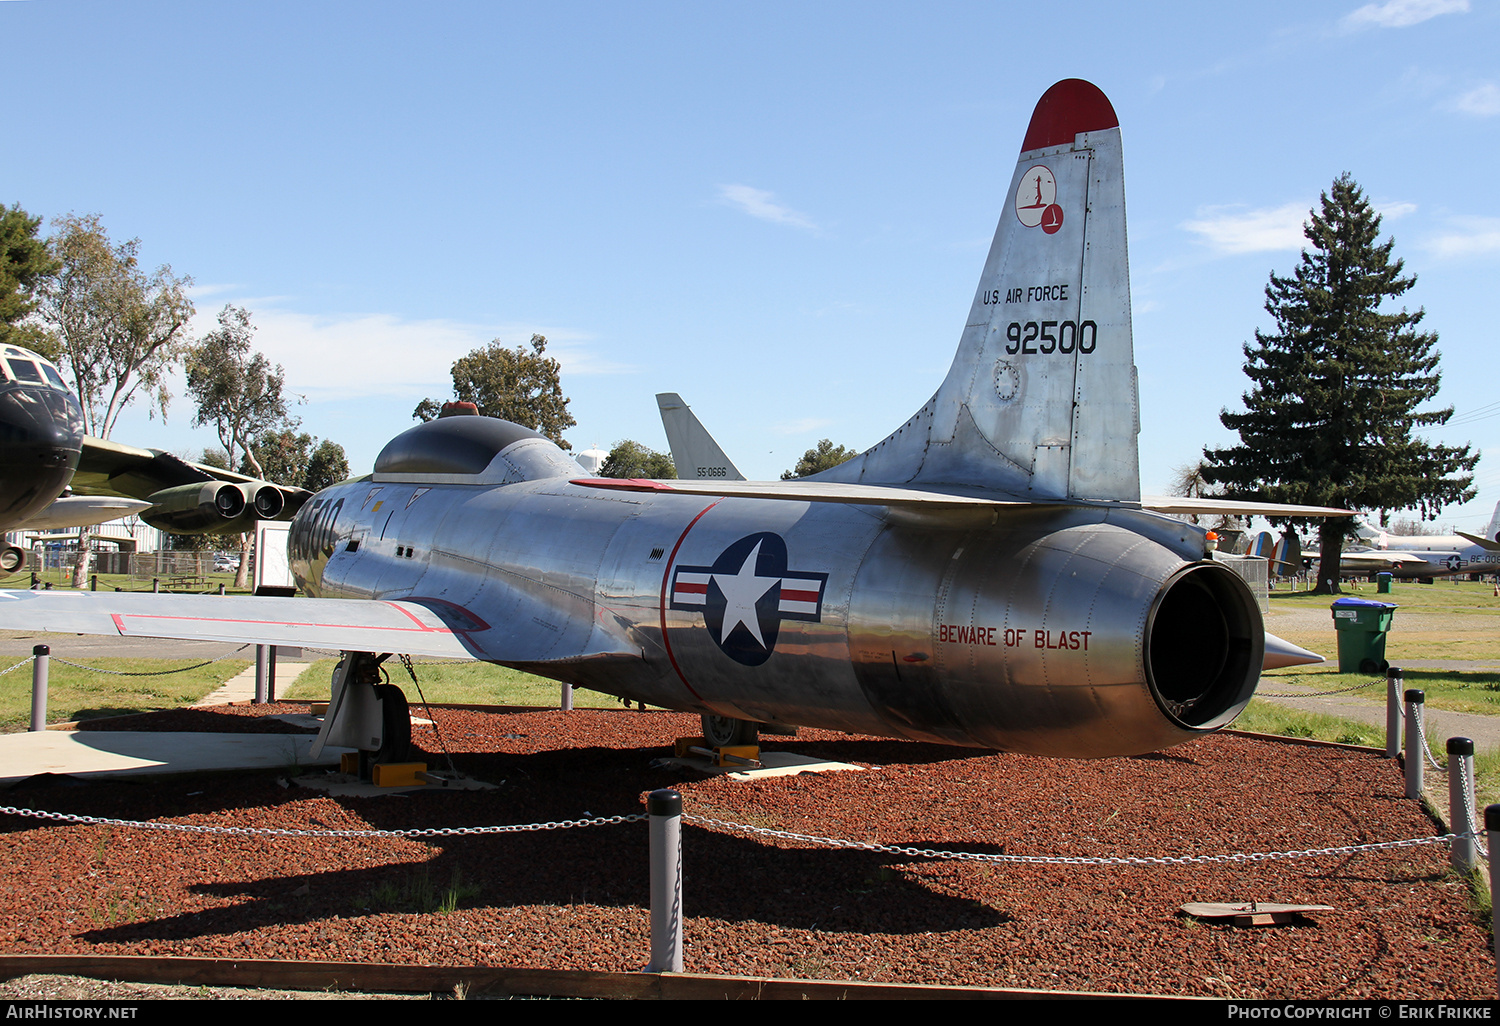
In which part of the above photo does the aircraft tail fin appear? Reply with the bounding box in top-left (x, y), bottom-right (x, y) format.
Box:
top-left (815, 79), bottom-right (1139, 502)
top-left (656, 392), bottom-right (746, 482)
top-left (1272, 532), bottom-right (1303, 576)
top-left (1485, 501), bottom-right (1500, 546)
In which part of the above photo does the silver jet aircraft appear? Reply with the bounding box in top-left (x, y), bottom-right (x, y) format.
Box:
top-left (0, 79), bottom-right (1336, 764)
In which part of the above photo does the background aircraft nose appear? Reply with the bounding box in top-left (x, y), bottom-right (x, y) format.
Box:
top-left (0, 382), bottom-right (86, 529)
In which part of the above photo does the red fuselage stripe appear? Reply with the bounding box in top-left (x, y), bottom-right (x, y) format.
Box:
top-left (658, 500), bottom-right (723, 701)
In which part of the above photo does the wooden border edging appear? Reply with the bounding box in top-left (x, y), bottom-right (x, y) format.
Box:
top-left (0, 955), bottom-right (1196, 1000)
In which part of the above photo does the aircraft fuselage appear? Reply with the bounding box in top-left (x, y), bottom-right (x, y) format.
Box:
top-left (0, 346), bottom-right (85, 533)
top-left (288, 433), bottom-right (1263, 758)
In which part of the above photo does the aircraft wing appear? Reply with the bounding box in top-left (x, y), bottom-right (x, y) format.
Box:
top-left (0, 590), bottom-right (641, 664)
top-left (69, 436), bottom-right (313, 534)
top-left (18, 494), bottom-right (153, 531)
top-left (572, 477), bottom-right (1032, 510)
top-left (71, 436), bottom-right (300, 500)
top-left (1139, 496), bottom-right (1353, 518)
top-left (575, 479), bottom-right (1352, 518)
top-left (1336, 550), bottom-right (1431, 570)
top-left (1456, 531), bottom-right (1500, 552)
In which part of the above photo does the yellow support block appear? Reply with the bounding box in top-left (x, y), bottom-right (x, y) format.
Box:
top-left (674, 736), bottom-right (708, 758)
top-left (372, 762), bottom-right (429, 787)
top-left (716, 745), bottom-right (760, 767)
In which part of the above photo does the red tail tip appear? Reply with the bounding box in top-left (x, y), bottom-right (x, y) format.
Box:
top-left (1020, 79), bottom-right (1118, 153)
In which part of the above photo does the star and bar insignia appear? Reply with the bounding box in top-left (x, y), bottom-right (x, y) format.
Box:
top-left (669, 532), bottom-right (828, 666)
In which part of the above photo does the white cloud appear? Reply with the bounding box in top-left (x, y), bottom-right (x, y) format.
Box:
top-left (1423, 217), bottom-right (1500, 259)
top-left (186, 304), bottom-right (626, 400)
top-left (1342, 0), bottom-right (1468, 30)
top-left (1181, 203), bottom-right (1309, 254)
top-left (1377, 200), bottom-right (1419, 219)
top-left (1454, 83), bottom-right (1500, 116)
top-left (717, 184), bottom-right (818, 231)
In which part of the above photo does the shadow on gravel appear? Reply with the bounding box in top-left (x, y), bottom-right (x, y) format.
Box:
top-left (64, 738), bottom-right (1020, 944)
top-left (74, 821), bottom-right (1013, 945)
top-left (71, 707), bottom-right (317, 734)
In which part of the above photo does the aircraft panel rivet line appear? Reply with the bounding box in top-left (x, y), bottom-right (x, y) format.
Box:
top-left (0, 805), bottom-right (1469, 865)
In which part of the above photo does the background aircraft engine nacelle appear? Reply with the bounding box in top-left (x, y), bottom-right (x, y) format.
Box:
top-left (246, 483), bottom-right (285, 520)
top-left (141, 482), bottom-right (254, 534)
top-left (848, 511), bottom-right (1264, 758)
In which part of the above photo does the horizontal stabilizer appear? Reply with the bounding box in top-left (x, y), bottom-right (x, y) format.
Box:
top-left (1456, 531), bottom-right (1500, 552)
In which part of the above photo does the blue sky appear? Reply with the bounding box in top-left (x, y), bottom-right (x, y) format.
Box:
top-left (6, 0), bottom-right (1500, 530)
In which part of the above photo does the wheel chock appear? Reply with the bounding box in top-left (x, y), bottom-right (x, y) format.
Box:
top-left (371, 762), bottom-right (429, 787)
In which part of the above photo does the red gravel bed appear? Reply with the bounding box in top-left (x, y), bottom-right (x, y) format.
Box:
top-left (0, 705), bottom-right (1490, 999)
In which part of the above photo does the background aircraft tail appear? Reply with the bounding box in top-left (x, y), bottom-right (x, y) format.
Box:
top-left (814, 79), bottom-right (1139, 502)
top-left (1484, 501), bottom-right (1500, 545)
top-left (656, 392), bottom-right (746, 481)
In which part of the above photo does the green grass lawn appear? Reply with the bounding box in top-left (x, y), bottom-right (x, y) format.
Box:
top-left (0, 569), bottom-right (246, 593)
top-left (278, 657), bottom-right (628, 710)
top-left (0, 655), bottom-right (251, 731)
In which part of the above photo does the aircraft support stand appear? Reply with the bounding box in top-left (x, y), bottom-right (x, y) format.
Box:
top-left (645, 789), bottom-right (684, 974)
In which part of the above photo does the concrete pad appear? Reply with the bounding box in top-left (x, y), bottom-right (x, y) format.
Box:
top-left (0, 731), bottom-right (349, 786)
top-left (192, 662), bottom-right (312, 707)
top-left (658, 750), bottom-right (864, 780)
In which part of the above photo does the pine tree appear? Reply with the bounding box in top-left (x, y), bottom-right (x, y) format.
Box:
top-left (1202, 174), bottom-right (1476, 594)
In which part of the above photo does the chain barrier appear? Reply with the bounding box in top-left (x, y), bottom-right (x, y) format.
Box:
top-left (0, 802), bottom-right (1470, 867)
top-left (1412, 703), bottom-right (1445, 770)
top-left (1257, 675), bottom-right (1384, 699)
top-left (50, 645), bottom-right (251, 678)
top-left (0, 804), bottom-right (643, 838)
top-left (0, 656), bottom-right (34, 678)
top-left (1460, 761), bottom-right (1489, 859)
top-left (685, 814), bottom-right (1465, 866)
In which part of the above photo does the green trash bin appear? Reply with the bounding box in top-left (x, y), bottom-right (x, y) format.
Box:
top-left (1376, 572), bottom-right (1392, 594)
top-left (1330, 597), bottom-right (1396, 674)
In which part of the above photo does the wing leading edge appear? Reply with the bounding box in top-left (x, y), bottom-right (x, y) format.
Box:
top-left (0, 590), bottom-right (640, 664)
top-left (573, 478), bottom-right (1351, 518)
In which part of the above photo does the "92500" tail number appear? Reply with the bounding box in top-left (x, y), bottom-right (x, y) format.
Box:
top-left (1005, 320), bottom-right (1096, 355)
